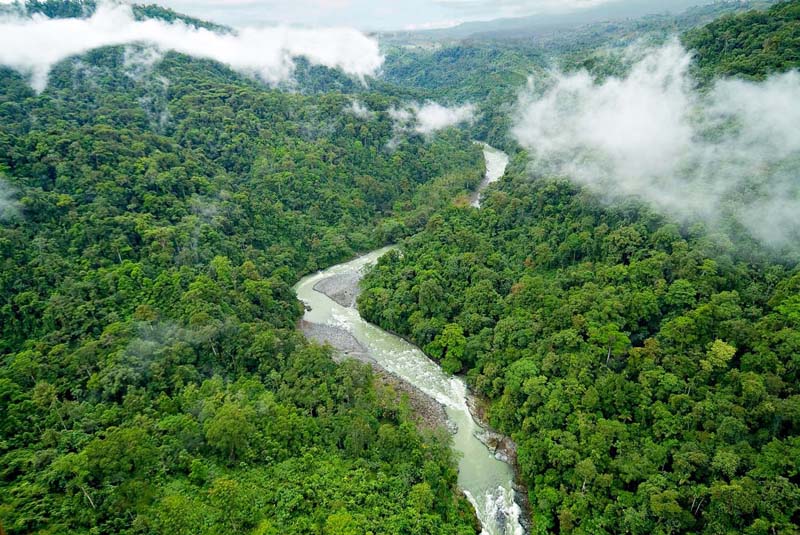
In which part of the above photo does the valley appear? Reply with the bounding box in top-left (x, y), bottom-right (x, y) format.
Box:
top-left (1, 1), bottom-right (799, 534)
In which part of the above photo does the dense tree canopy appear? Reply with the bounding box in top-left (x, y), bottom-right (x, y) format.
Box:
top-left (359, 4), bottom-right (800, 533)
top-left (2, 1), bottom-right (799, 534)
top-left (360, 157), bottom-right (800, 535)
top-left (685, 0), bottom-right (800, 80)
top-left (0, 32), bottom-right (483, 535)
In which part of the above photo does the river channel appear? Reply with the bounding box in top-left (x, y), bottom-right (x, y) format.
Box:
top-left (293, 144), bottom-right (522, 535)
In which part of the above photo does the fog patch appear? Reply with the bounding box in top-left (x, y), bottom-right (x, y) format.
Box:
top-left (173, 195), bottom-right (223, 265)
top-left (388, 100), bottom-right (476, 148)
top-left (513, 40), bottom-right (800, 249)
top-left (93, 321), bottom-right (203, 399)
top-left (123, 45), bottom-right (163, 80)
top-left (190, 195), bottom-right (221, 225)
top-left (127, 322), bottom-right (196, 363)
top-left (0, 179), bottom-right (20, 221)
top-left (392, 101), bottom-right (476, 136)
top-left (0, 3), bottom-right (384, 92)
top-left (346, 100), bottom-right (374, 119)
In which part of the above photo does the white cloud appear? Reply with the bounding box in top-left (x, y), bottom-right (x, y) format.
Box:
top-left (0, 3), bottom-right (383, 92)
top-left (513, 40), bottom-right (800, 249)
top-left (391, 101), bottom-right (476, 136)
top-left (0, 179), bottom-right (19, 221)
top-left (123, 45), bottom-right (164, 80)
top-left (346, 100), bottom-right (374, 119)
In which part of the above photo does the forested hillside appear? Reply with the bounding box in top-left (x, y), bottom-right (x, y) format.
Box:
top-left (2, 0), bottom-right (799, 534)
top-left (379, 0), bottom-right (779, 152)
top-left (685, 0), bottom-right (800, 80)
top-left (359, 3), bottom-right (800, 534)
top-left (0, 20), bottom-right (484, 535)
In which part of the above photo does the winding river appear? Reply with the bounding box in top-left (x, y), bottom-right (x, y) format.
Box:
top-left (471, 143), bottom-right (510, 208)
top-left (294, 145), bottom-right (523, 535)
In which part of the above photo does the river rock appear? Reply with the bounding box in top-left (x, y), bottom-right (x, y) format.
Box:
top-left (371, 367), bottom-right (450, 432)
top-left (298, 320), bottom-right (450, 431)
top-left (312, 272), bottom-right (362, 308)
top-left (299, 320), bottom-right (374, 364)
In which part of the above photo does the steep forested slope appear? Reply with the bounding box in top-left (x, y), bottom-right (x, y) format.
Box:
top-left (360, 167), bottom-right (800, 534)
top-left (685, 0), bottom-right (800, 80)
top-left (0, 29), bottom-right (483, 535)
top-left (3, 0), bottom-right (229, 31)
top-left (359, 4), bottom-right (800, 534)
top-left (3, 0), bottom-right (799, 533)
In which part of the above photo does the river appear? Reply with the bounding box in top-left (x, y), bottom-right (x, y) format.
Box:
top-left (294, 144), bottom-right (523, 535)
top-left (471, 142), bottom-right (510, 208)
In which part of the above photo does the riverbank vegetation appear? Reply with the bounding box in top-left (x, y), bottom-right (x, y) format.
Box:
top-left (359, 3), bottom-right (800, 533)
top-left (2, 0), bottom-right (799, 533)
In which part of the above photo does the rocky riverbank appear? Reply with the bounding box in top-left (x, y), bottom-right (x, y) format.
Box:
top-left (297, 165), bottom-right (525, 533)
top-left (373, 366), bottom-right (451, 432)
top-left (299, 320), bottom-right (373, 363)
top-left (312, 272), bottom-right (362, 308)
top-left (299, 319), bottom-right (450, 431)
top-left (466, 393), bottom-right (532, 533)
top-left (306, 265), bottom-right (531, 530)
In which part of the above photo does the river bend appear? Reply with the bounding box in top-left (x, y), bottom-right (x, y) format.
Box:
top-left (294, 145), bottom-right (522, 535)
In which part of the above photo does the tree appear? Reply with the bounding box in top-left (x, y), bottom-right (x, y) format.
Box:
top-left (426, 323), bottom-right (467, 374)
top-left (588, 323), bottom-right (631, 364)
top-left (701, 339), bottom-right (736, 373)
top-left (204, 402), bottom-right (256, 462)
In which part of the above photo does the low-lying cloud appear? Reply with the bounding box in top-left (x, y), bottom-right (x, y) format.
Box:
top-left (346, 100), bottom-right (374, 119)
top-left (0, 179), bottom-right (20, 221)
top-left (0, 3), bottom-right (383, 92)
top-left (513, 41), bottom-right (800, 249)
top-left (390, 101), bottom-right (476, 136)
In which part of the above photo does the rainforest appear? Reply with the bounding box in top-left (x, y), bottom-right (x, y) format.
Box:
top-left (0, 1), bottom-right (799, 534)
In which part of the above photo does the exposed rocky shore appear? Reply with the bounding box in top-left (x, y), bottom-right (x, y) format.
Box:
top-left (305, 267), bottom-right (531, 529)
top-left (299, 319), bottom-right (449, 431)
top-left (373, 366), bottom-right (451, 432)
top-left (467, 394), bottom-right (532, 533)
top-left (312, 272), bottom-right (362, 308)
top-left (299, 320), bottom-right (373, 363)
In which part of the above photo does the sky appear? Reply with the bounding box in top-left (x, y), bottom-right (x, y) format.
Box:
top-left (145, 0), bottom-right (691, 31)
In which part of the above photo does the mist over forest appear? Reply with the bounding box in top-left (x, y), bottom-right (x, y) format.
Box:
top-left (514, 40), bottom-right (800, 251)
top-left (0, 1), bottom-right (799, 534)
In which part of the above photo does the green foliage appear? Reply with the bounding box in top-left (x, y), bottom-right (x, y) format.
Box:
top-left (131, 4), bottom-right (231, 33)
top-left (359, 10), bottom-right (800, 532)
top-left (359, 165), bottom-right (800, 533)
top-left (379, 43), bottom-right (543, 151)
top-left (685, 0), bottom-right (800, 80)
top-left (426, 323), bottom-right (467, 374)
top-left (23, 0), bottom-right (95, 18)
top-left (12, 0), bottom-right (230, 34)
top-left (0, 43), bottom-right (481, 534)
top-left (3, 1), bottom-right (800, 534)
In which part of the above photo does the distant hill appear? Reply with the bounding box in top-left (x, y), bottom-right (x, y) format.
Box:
top-left (685, 0), bottom-right (800, 79)
top-left (382, 0), bottom-right (779, 43)
top-left (0, 1), bottom-right (230, 33)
